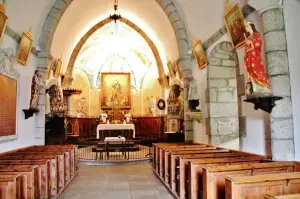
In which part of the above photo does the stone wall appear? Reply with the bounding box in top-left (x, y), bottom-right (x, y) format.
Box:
top-left (206, 41), bottom-right (239, 146)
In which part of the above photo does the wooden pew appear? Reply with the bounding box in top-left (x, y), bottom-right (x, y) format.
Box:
top-left (202, 162), bottom-right (297, 199)
top-left (225, 172), bottom-right (300, 199)
top-left (164, 147), bottom-right (218, 184)
top-left (0, 166), bottom-right (39, 199)
top-left (0, 174), bottom-right (22, 199)
top-left (264, 193), bottom-right (300, 198)
top-left (0, 160), bottom-right (49, 198)
top-left (157, 144), bottom-right (207, 177)
top-left (183, 153), bottom-right (264, 198)
top-left (0, 155), bottom-right (59, 198)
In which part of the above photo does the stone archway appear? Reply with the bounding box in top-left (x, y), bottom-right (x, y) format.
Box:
top-left (206, 41), bottom-right (240, 148)
top-left (37, 0), bottom-right (194, 141)
top-left (66, 17), bottom-right (165, 80)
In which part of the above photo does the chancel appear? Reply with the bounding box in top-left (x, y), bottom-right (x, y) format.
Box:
top-left (0, 0), bottom-right (300, 198)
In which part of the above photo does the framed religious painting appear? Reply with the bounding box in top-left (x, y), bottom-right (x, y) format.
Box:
top-left (167, 61), bottom-right (175, 79)
top-left (0, 7), bottom-right (8, 44)
top-left (54, 58), bottom-right (62, 78)
top-left (167, 118), bottom-right (180, 133)
top-left (101, 72), bottom-right (131, 109)
top-left (192, 39), bottom-right (208, 69)
top-left (176, 60), bottom-right (183, 80)
top-left (224, 4), bottom-right (246, 48)
top-left (61, 71), bottom-right (69, 88)
top-left (16, 30), bottom-right (33, 66)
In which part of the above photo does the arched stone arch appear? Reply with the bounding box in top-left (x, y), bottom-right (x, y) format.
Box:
top-left (206, 41), bottom-right (240, 148)
top-left (37, 0), bottom-right (194, 141)
top-left (66, 17), bottom-right (165, 80)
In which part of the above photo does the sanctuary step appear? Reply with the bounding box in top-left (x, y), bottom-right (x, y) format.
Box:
top-left (153, 143), bottom-right (300, 199)
top-left (0, 145), bottom-right (78, 199)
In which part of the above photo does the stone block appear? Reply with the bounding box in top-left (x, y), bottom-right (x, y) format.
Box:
top-left (209, 135), bottom-right (239, 146)
top-left (210, 88), bottom-right (217, 102)
top-left (237, 74), bottom-right (245, 96)
top-left (271, 119), bottom-right (294, 139)
top-left (218, 118), bottom-right (234, 135)
top-left (177, 40), bottom-right (190, 57)
top-left (271, 97), bottom-right (293, 119)
top-left (266, 51), bottom-right (289, 75)
top-left (53, 0), bottom-right (67, 13)
top-left (165, 4), bottom-right (176, 16)
top-left (271, 139), bottom-right (295, 161)
top-left (39, 31), bottom-right (54, 52)
top-left (264, 31), bottom-right (287, 52)
top-left (270, 75), bottom-right (291, 97)
top-left (218, 91), bottom-right (233, 102)
top-left (213, 52), bottom-right (232, 60)
top-left (209, 66), bottom-right (236, 78)
top-left (169, 11), bottom-right (180, 24)
top-left (210, 58), bottom-right (222, 65)
top-left (262, 8), bottom-right (284, 33)
top-left (218, 87), bottom-right (228, 92)
top-left (228, 79), bottom-right (237, 87)
top-left (176, 29), bottom-right (188, 40)
top-left (172, 20), bottom-right (185, 32)
top-left (48, 7), bottom-right (62, 21)
top-left (209, 103), bottom-right (238, 117)
top-left (37, 57), bottom-right (50, 69)
top-left (209, 79), bottom-right (228, 87)
top-left (221, 60), bottom-right (236, 67)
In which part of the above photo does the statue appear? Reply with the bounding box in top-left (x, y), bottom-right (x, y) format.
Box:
top-left (188, 77), bottom-right (200, 111)
top-left (244, 20), bottom-right (272, 98)
top-left (167, 84), bottom-right (182, 114)
top-left (48, 84), bottom-right (66, 113)
top-left (29, 70), bottom-right (44, 110)
top-left (0, 48), bottom-right (19, 79)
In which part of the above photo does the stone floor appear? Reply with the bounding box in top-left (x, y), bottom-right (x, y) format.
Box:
top-left (59, 163), bottom-right (173, 199)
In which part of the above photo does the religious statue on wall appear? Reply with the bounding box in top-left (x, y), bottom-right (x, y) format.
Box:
top-left (48, 84), bottom-right (66, 113)
top-left (167, 84), bottom-right (182, 115)
top-left (188, 77), bottom-right (200, 111)
top-left (29, 70), bottom-right (44, 110)
top-left (244, 20), bottom-right (272, 98)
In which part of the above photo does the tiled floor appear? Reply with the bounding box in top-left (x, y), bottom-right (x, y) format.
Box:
top-left (59, 163), bottom-right (173, 199)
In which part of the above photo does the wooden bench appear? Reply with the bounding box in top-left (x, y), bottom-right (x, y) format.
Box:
top-left (225, 172), bottom-right (300, 199)
top-left (0, 174), bottom-right (22, 199)
top-left (202, 162), bottom-right (298, 199)
top-left (264, 193), bottom-right (300, 198)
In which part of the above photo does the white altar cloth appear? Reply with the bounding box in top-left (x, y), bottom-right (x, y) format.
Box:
top-left (97, 124), bottom-right (135, 139)
top-left (104, 137), bottom-right (126, 142)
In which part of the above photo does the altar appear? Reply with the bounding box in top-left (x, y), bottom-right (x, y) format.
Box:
top-left (96, 124), bottom-right (135, 140)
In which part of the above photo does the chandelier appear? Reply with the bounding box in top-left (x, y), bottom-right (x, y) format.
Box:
top-left (110, 0), bottom-right (121, 23)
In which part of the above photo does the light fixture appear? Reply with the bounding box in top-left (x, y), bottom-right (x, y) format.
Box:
top-left (109, 0), bottom-right (121, 23)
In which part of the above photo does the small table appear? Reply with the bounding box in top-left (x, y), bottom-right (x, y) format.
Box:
top-left (96, 124), bottom-right (135, 139)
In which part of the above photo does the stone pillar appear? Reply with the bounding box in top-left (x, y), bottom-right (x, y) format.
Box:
top-left (249, 0), bottom-right (295, 160)
top-left (177, 56), bottom-right (193, 142)
top-left (35, 52), bottom-right (52, 145)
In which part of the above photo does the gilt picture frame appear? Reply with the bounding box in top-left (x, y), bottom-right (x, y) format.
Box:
top-left (192, 39), bottom-right (208, 69)
top-left (54, 58), bottom-right (62, 78)
top-left (167, 61), bottom-right (175, 79)
top-left (61, 71), bottom-right (69, 88)
top-left (101, 72), bottom-right (131, 109)
top-left (45, 60), bottom-right (53, 80)
top-left (0, 9), bottom-right (7, 44)
top-left (16, 32), bottom-right (33, 66)
top-left (224, 4), bottom-right (246, 48)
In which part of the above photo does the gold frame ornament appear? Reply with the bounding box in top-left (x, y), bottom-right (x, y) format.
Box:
top-left (0, 1), bottom-right (8, 44)
top-left (45, 59), bottom-right (53, 80)
top-left (224, 3), bottom-right (247, 48)
top-left (54, 58), bottom-right (62, 78)
top-left (61, 71), bottom-right (69, 88)
top-left (192, 39), bottom-right (208, 69)
top-left (167, 61), bottom-right (175, 79)
top-left (16, 28), bottom-right (33, 66)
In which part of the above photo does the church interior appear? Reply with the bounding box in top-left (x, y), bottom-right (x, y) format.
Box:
top-left (0, 0), bottom-right (300, 198)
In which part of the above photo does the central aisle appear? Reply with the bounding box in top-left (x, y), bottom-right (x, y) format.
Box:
top-left (59, 163), bottom-right (172, 199)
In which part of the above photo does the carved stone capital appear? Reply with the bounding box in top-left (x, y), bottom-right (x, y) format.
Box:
top-left (248, 0), bottom-right (283, 15)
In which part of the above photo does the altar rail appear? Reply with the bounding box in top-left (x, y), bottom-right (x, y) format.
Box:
top-left (77, 140), bottom-right (152, 161)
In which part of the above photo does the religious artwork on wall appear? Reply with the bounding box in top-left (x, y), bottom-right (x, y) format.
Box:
top-left (176, 60), bottom-right (183, 80)
top-left (147, 96), bottom-right (157, 116)
top-left (167, 61), bottom-right (175, 78)
top-left (162, 75), bottom-right (169, 88)
top-left (192, 39), bottom-right (208, 69)
top-left (61, 71), bottom-right (69, 88)
top-left (45, 60), bottom-right (53, 80)
top-left (16, 28), bottom-right (33, 66)
top-left (167, 83), bottom-right (182, 115)
top-left (0, 3), bottom-right (8, 44)
top-left (0, 48), bottom-right (19, 141)
top-left (101, 72), bottom-right (131, 109)
top-left (243, 20), bottom-right (272, 98)
top-left (29, 70), bottom-right (44, 110)
top-left (54, 58), bottom-right (62, 78)
top-left (167, 118), bottom-right (180, 133)
top-left (224, 4), bottom-right (246, 48)
top-left (188, 77), bottom-right (201, 112)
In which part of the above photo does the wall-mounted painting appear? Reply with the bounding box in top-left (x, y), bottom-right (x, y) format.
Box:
top-left (192, 39), bottom-right (208, 69)
top-left (101, 72), bottom-right (131, 109)
top-left (0, 6), bottom-right (8, 44)
top-left (61, 71), bottom-right (69, 88)
top-left (167, 61), bottom-right (175, 79)
top-left (224, 4), bottom-right (246, 48)
top-left (54, 58), bottom-right (62, 78)
top-left (16, 30), bottom-right (33, 66)
top-left (167, 118), bottom-right (180, 133)
top-left (176, 60), bottom-right (183, 80)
